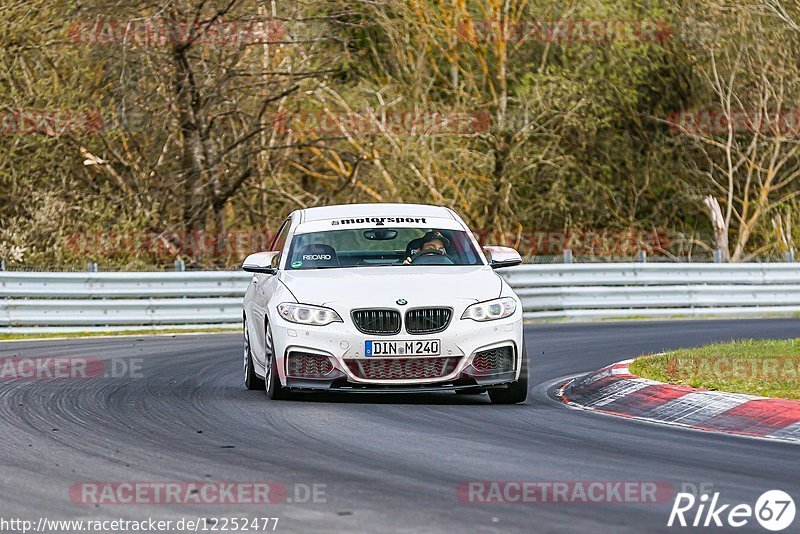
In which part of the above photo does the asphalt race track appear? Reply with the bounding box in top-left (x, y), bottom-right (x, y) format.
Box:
top-left (1, 319), bottom-right (798, 533)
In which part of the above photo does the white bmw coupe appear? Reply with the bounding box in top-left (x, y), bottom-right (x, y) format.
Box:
top-left (242, 203), bottom-right (528, 404)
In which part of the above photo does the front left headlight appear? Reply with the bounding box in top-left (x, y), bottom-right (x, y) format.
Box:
top-left (278, 303), bottom-right (343, 326)
top-left (461, 297), bottom-right (517, 322)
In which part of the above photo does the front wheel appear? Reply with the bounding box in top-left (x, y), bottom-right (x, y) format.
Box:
top-left (243, 321), bottom-right (265, 390)
top-left (266, 326), bottom-right (292, 400)
top-left (488, 341), bottom-right (529, 405)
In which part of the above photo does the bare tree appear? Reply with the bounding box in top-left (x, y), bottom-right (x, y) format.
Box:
top-left (670, 8), bottom-right (800, 261)
top-left (760, 0), bottom-right (799, 32)
top-left (66, 0), bottom-right (347, 260)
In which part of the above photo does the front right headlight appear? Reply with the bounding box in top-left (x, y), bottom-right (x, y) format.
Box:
top-left (461, 297), bottom-right (517, 322)
top-left (278, 303), bottom-right (343, 326)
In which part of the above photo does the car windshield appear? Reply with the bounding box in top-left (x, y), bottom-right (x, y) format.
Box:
top-left (286, 228), bottom-right (482, 269)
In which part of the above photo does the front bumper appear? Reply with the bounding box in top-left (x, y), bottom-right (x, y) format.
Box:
top-left (270, 310), bottom-right (524, 392)
top-left (284, 375), bottom-right (517, 393)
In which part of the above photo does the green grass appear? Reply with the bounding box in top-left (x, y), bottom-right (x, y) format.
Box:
top-left (0, 327), bottom-right (239, 341)
top-left (629, 338), bottom-right (800, 400)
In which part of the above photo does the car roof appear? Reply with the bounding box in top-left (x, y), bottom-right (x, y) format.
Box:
top-left (298, 203), bottom-right (455, 223)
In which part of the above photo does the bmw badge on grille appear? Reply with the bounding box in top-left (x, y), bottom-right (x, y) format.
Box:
top-left (396, 299), bottom-right (408, 305)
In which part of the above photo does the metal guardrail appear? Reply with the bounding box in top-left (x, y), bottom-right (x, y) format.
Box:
top-left (505, 263), bottom-right (800, 319)
top-left (0, 271), bottom-right (249, 299)
top-left (0, 272), bottom-right (250, 328)
top-left (1, 264), bottom-right (799, 328)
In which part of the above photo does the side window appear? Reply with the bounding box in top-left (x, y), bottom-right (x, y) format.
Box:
top-left (271, 219), bottom-right (290, 252)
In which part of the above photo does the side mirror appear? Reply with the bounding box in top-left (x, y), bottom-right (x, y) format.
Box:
top-left (483, 246), bottom-right (522, 269)
top-left (243, 251), bottom-right (280, 274)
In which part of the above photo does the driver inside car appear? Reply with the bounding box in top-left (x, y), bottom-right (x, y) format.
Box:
top-left (403, 231), bottom-right (451, 264)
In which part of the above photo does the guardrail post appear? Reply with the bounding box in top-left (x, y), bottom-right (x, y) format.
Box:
top-left (0, 259), bottom-right (4, 271)
top-left (636, 250), bottom-right (647, 263)
top-left (713, 249), bottom-right (723, 263)
top-left (87, 262), bottom-right (98, 272)
top-left (786, 251), bottom-right (795, 263)
top-left (563, 250), bottom-right (573, 264)
top-left (175, 259), bottom-right (185, 272)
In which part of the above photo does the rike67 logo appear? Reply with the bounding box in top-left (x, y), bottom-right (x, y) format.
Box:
top-left (668, 490), bottom-right (795, 531)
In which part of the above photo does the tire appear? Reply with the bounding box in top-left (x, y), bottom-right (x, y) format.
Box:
top-left (243, 320), bottom-right (265, 390)
top-left (488, 341), bottom-right (529, 405)
top-left (266, 325), bottom-right (291, 400)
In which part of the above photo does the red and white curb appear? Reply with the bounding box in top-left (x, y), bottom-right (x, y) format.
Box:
top-left (558, 359), bottom-right (800, 443)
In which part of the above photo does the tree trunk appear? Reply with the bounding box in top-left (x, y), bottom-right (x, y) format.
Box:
top-left (704, 195), bottom-right (730, 262)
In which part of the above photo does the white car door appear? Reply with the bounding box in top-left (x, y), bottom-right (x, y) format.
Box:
top-left (246, 219), bottom-right (291, 366)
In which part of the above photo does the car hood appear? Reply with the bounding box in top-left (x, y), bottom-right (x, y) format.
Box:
top-left (279, 265), bottom-right (502, 308)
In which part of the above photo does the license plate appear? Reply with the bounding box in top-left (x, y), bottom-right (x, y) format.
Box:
top-left (365, 339), bottom-right (440, 357)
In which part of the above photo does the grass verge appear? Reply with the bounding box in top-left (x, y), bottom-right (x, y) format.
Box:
top-left (629, 338), bottom-right (800, 400)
